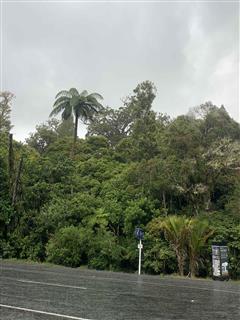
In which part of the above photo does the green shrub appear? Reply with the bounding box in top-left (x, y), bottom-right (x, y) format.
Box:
top-left (87, 229), bottom-right (124, 271)
top-left (0, 239), bottom-right (13, 258)
top-left (46, 226), bottom-right (84, 267)
top-left (143, 238), bottom-right (177, 274)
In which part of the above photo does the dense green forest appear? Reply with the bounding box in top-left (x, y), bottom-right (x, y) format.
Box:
top-left (0, 82), bottom-right (240, 278)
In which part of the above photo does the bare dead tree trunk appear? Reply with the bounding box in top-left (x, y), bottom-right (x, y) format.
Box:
top-left (12, 155), bottom-right (23, 207)
top-left (8, 133), bottom-right (14, 194)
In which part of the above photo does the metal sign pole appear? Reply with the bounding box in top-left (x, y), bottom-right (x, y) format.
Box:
top-left (138, 239), bottom-right (142, 275)
top-left (135, 227), bottom-right (144, 275)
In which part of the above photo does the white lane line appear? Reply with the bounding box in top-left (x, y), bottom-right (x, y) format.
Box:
top-left (0, 304), bottom-right (94, 320)
top-left (16, 279), bottom-right (87, 290)
top-left (1, 267), bottom-right (239, 295)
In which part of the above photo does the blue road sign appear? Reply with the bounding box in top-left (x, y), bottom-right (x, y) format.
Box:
top-left (135, 227), bottom-right (144, 240)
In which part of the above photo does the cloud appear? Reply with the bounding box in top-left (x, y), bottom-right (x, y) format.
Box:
top-left (2, 1), bottom-right (238, 141)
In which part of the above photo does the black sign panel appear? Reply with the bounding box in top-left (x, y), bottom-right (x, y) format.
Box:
top-left (212, 245), bottom-right (229, 279)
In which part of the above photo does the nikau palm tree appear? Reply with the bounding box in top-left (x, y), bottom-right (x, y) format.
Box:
top-left (161, 215), bottom-right (190, 276)
top-left (187, 219), bottom-right (214, 277)
top-left (161, 215), bottom-right (214, 277)
top-left (50, 88), bottom-right (103, 145)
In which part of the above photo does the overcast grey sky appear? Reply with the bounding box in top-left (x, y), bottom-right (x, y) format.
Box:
top-left (1, 1), bottom-right (239, 141)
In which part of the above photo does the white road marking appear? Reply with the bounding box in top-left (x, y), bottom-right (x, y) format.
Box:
top-left (17, 279), bottom-right (87, 290)
top-left (0, 304), bottom-right (94, 320)
top-left (15, 277), bottom-right (240, 295)
top-left (1, 266), bottom-right (239, 295)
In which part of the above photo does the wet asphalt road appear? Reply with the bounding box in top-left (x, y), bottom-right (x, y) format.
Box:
top-left (0, 261), bottom-right (239, 320)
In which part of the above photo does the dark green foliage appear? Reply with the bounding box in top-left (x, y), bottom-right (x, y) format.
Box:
top-left (0, 92), bottom-right (14, 133)
top-left (143, 235), bottom-right (177, 274)
top-left (225, 182), bottom-right (240, 219)
top-left (26, 118), bottom-right (74, 154)
top-left (0, 134), bottom-right (14, 244)
top-left (87, 107), bottom-right (131, 147)
top-left (46, 226), bottom-right (84, 267)
top-left (87, 229), bottom-right (125, 270)
top-left (1, 83), bottom-right (240, 278)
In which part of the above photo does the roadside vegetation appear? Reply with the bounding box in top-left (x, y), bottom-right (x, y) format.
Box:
top-left (0, 82), bottom-right (240, 279)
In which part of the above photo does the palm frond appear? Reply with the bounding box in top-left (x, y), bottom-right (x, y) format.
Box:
top-left (55, 90), bottom-right (71, 99)
top-left (53, 96), bottom-right (70, 107)
top-left (78, 106), bottom-right (90, 122)
top-left (86, 96), bottom-right (103, 110)
top-left (50, 102), bottom-right (68, 117)
top-left (69, 88), bottom-right (79, 97)
top-left (85, 104), bottom-right (98, 114)
top-left (88, 92), bottom-right (103, 100)
top-left (70, 95), bottom-right (81, 109)
top-left (80, 90), bottom-right (88, 97)
top-left (61, 104), bottom-right (72, 120)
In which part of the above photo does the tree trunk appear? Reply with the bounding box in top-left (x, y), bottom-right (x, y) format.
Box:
top-left (176, 251), bottom-right (184, 276)
top-left (170, 196), bottom-right (173, 211)
top-left (162, 191), bottom-right (166, 209)
top-left (8, 133), bottom-right (14, 194)
top-left (12, 155), bottom-right (23, 207)
top-left (74, 115), bottom-right (78, 144)
top-left (189, 258), bottom-right (196, 278)
top-left (71, 115), bottom-right (79, 156)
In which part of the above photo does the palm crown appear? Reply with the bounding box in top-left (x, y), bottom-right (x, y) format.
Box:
top-left (50, 88), bottom-right (103, 144)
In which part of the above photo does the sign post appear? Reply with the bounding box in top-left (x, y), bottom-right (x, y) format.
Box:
top-left (138, 239), bottom-right (143, 275)
top-left (135, 227), bottom-right (144, 275)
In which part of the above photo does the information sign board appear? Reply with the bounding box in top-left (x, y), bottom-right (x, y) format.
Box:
top-left (212, 245), bottom-right (229, 280)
